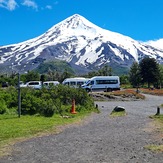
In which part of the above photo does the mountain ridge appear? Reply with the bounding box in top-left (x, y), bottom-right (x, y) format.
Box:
top-left (0, 14), bottom-right (163, 74)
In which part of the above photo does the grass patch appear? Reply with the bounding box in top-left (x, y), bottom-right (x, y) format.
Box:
top-left (145, 145), bottom-right (163, 152)
top-left (0, 110), bottom-right (96, 156)
top-left (110, 110), bottom-right (127, 117)
top-left (149, 114), bottom-right (163, 132)
top-left (147, 114), bottom-right (163, 152)
top-left (150, 114), bottom-right (163, 122)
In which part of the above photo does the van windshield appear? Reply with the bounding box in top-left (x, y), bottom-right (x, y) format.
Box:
top-left (85, 80), bottom-right (90, 85)
top-left (86, 80), bottom-right (94, 86)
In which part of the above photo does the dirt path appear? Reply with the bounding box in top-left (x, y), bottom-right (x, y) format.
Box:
top-left (1, 94), bottom-right (163, 163)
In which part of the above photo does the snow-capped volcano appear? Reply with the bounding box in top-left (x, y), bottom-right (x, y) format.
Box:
top-left (0, 14), bottom-right (163, 74)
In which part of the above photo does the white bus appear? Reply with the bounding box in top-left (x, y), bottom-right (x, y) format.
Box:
top-left (81, 76), bottom-right (120, 92)
top-left (62, 77), bottom-right (88, 88)
top-left (43, 81), bottom-right (60, 88)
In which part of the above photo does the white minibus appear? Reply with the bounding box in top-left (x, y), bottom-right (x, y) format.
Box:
top-left (43, 81), bottom-right (60, 88)
top-left (81, 76), bottom-right (120, 92)
top-left (62, 77), bottom-right (88, 88)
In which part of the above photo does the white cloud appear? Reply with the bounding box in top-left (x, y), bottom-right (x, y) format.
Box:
top-left (0, 0), bottom-right (54, 11)
top-left (45, 5), bottom-right (52, 10)
top-left (22, 0), bottom-right (38, 10)
top-left (8, 0), bottom-right (17, 10)
top-left (0, 0), bottom-right (18, 11)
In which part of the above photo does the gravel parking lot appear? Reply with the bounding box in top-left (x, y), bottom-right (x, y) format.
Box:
top-left (1, 94), bottom-right (163, 163)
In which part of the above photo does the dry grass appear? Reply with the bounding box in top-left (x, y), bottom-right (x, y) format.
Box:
top-left (140, 88), bottom-right (163, 96)
top-left (90, 89), bottom-right (145, 101)
top-left (111, 89), bottom-right (145, 99)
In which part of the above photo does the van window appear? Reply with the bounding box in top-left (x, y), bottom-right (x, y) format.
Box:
top-left (77, 81), bottom-right (84, 86)
top-left (28, 82), bottom-right (40, 85)
top-left (96, 80), bottom-right (118, 84)
top-left (70, 81), bottom-right (76, 86)
top-left (64, 82), bottom-right (69, 85)
top-left (91, 81), bottom-right (94, 85)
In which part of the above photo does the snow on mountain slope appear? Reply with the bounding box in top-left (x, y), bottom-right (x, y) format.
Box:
top-left (0, 14), bottom-right (163, 74)
top-left (145, 39), bottom-right (163, 50)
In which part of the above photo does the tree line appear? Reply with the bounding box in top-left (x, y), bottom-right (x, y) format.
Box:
top-left (0, 57), bottom-right (163, 89)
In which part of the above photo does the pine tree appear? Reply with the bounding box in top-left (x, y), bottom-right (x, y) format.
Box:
top-left (139, 57), bottom-right (159, 88)
top-left (129, 62), bottom-right (141, 89)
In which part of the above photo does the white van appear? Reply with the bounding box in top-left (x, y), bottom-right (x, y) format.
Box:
top-left (43, 81), bottom-right (59, 88)
top-left (20, 81), bottom-right (42, 89)
top-left (62, 77), bottom-right (88, 88)
top-left (81, 76), bottom-right (120, 92)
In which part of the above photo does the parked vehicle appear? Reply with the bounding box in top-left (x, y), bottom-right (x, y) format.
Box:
top-left (1, 82), bottom-right (9, 88)
top-left (81, 76), bottom-right (120, 92)
top-left (20, 81), bottom-right (42, 89)
top-left (62, 77), bottom-right (88, 88)
top-left (43, 81), bottom-right (60, 88)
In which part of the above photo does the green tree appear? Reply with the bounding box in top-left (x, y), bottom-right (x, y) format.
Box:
top-left (120, 75), bottom-right (129, 85)
top-left (40, 74), bottom-right (46, 86)
top-left (85, 71), bottom-right (98, 78)
top-left (139, 57), bottom-right (159, 88)
top-left (24, 71), bottom-right (40, 82)
top-left (129, 62), bottom-right (141, 89)
top-left (60, 69), bottom-right (73, 82)
top-left (98, 65), bottom-right (112, 76)
top-left (158, 64), bottom-right (163, 88)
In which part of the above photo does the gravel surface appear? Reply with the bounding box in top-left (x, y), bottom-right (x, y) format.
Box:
top-left (1, 94), bottom-right (163, 163)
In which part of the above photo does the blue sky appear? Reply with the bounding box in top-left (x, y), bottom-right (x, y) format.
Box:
top-left (0, 0), bottom-right (163, 46)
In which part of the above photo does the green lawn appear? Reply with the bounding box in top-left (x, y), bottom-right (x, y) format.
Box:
top-left (0, 111), bottom-right (93, 156)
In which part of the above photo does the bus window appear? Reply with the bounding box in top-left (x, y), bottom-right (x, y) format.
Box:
top-left (77, 81), bottom-right (84, 86)
top-left (70, 81), bottom-right (76, 86)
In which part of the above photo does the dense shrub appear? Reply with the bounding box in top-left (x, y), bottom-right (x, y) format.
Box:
top-left (39, 99), bottom-right (56, 117)
top-left (0, 99), bottom-right (7, 114)
top-left (0, 87), bottom-right (17, 108)
top-left (0, 85), bottom-right (96, 116)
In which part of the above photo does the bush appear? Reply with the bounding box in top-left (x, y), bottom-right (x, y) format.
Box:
top-left (0, 99), bottom-right (7, 114)
top-left (21, 88), bottom-right (42, 115)
top-left (0, 87), bottom-right (17, 108)
top-left (0, 85), bottom-right (96, 116)
top-left (39, 99), bottom-right (55, 117)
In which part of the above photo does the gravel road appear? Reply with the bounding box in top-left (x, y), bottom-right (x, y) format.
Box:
top-left (1, 94), bottom-right (163, 163)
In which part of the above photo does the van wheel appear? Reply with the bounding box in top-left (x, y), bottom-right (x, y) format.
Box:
top-left (107, 88), bottom-right (112, 92)
top-left (86, 88), bottom-right (90, 92)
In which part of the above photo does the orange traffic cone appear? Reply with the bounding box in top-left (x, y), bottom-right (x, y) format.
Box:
top-left (71, 99), bottom-right (77, 114)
